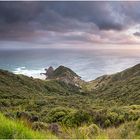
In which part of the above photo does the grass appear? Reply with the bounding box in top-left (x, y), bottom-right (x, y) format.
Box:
top-left (105, 120), bottom-right (140, 139)
top-left (0, 112), bottom-right (140, 139)
top-left (0, 113), bottom-right (56, 139)
top-left (57, 120), bottom-right (140, 139)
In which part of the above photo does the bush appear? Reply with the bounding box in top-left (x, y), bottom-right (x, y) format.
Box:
top-left (119, 122), bottom-right (136, 139)
top-left (107, 112), bottom-right (118, 123)
top-left (79, 124), bottom-right (100, 138)
top-left (94, 109), bottom-right (127, 127)
top-left (127, 110), bottom-right (140, 121)
top-left (63, 110), bottom-right (91, 127)
top-left (32, 122), bottom-right (48, 131)
top-left (48, 123), bottom-right (61, 135)
top-left (93, 109), bottom-right (107, 127)
top-left (136, 118), bottom-right (140, 131)
top-left (47, 107), bottom-right (69, 123)
top-left (104, 119), bottom-right (111, 127)
top-left (106, 111), bottom-right (125, 126)
top-left (87, 124), bottom-right (100, 136)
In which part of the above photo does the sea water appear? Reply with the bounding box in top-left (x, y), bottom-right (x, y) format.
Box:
top-left (0, 48), bottom-right (140, 81)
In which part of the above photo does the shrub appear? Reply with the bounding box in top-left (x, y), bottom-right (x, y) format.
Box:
top-left (106, 111), bottom-right (125, 126)
top-left (128, 110), bottom-right (140, 121)
top-left (79, 124), bottom-right (100, 138)
top-left (107, 112), bottom-right (118, 123)
top-left (87, 124), bottom-right (100, 136)
top-left (48, 123), bottom-right (61, 135)
top-left (32, 122), bottom-right (48, 131)
top-left (47, 107), bottom-right (69, 123)
top-left (119, 122), bottom-right (136, 139)
top-left (93, 109), bottom-right (108, 127)
top-left (63, 110), bottom-right (91, 127)
top-left (16, 111), bottom-right (31, 121)
top-left (104, 119), bottom-right (111, 127)
top-left (94, 109), bottom-right (127, 127)
top-left (136, 118), bottom-right (140, 131)
top-left (16, 111), bottom-right (39, 123)
top-left (116, 114), bottom-right (125, 125)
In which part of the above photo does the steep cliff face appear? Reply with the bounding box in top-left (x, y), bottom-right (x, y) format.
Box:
top-left (40, 66), bottom-right (54, 79)
top-left (45, 66), bottom-right (54, 78)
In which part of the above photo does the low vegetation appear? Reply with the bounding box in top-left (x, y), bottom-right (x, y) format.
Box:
top-left (0, 63), bottom-right (140, 139)
top-left (0, 113), bottom-right (56, 139)
top-left (0, 112), bottom-right (140, 139)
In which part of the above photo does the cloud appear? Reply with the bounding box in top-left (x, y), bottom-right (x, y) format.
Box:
top-left (0, 1), bottom-right (140, 47)
top-left (0, 2), bottom-right (124, 33)
top-left (133, 32), bottom-right (140, 37)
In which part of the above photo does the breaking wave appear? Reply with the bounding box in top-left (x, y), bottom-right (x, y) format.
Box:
top-left (13, 67), bottom-right (46, 79)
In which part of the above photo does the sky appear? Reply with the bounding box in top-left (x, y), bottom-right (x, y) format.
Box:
top-left (1, 1), bottom-right (140, 49)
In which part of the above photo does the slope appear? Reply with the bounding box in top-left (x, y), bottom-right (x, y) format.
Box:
top-left (86, 63), bottom-right (140, 105)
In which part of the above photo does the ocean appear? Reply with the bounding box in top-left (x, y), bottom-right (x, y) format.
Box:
top-left (0, 48), bottom-right (140, 81)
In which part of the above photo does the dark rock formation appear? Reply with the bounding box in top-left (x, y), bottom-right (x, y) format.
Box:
top-left (41, 65), bottom-right (83, 86)
top-left (45, 66), bottom-right (54, 78)
top-left (40, 66), bottom-right (54, 79)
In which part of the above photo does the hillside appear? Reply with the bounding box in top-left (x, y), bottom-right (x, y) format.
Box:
top-left (0, 64), bottom-right (140, 139)
top-left (85, 63), bottom-right (140, 105)
top-left (0, 69), bottom-right (81, 98)
top-left (0, 69), bottom-right (93, 122)
top-left (0, 69), bottom-right (87, 118)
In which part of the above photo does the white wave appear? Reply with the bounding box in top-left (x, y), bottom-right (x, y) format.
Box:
top-left (13, 67), bottom-right (46, 80)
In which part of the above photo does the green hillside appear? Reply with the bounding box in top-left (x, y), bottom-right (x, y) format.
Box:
top-left (85, 63), bottom-right (140, 105)
top-left (0, 69), bottom-right (80, 97)
top-left (0, 64), bottom-right (140, 139)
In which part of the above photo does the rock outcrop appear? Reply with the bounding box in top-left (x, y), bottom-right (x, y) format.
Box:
top-left (41, 65), bottom-right (83, 86)
top-left (40, 66), bottom-right (54, 79)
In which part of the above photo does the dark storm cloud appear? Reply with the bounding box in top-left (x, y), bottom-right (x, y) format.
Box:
top-left (43, 2), bottom-right (124, 31)
top-left (0, 1), bottom-right (140, 45)
top-left (133, 32), bottom-right (140, 37)
top-left (0, 2), bottom-right (43, 31)
top-left (0, 2), bottom-right (123, 34)
top-left (118, 2), bottom-right (140, 23)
